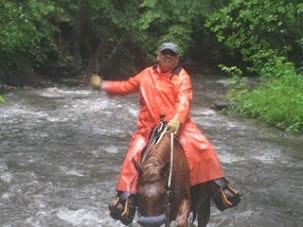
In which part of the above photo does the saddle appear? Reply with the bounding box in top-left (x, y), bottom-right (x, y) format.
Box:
top-left (141, 115), bottom-right (170, 162)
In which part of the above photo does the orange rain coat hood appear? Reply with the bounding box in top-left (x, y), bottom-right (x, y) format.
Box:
top-left (103, 64), bottom-right (224, 194)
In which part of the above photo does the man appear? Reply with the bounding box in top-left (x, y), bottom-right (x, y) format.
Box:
top-left (91, 42), bottom-right (241, 225)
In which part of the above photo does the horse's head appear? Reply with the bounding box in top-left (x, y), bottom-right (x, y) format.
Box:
top-left (133, 159), bottom-right (170, 216)
top-left (133, 158), bottom-right (170, 226)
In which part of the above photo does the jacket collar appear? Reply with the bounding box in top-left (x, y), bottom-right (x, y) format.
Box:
top-left (153, 63), bottom-right (183, 80)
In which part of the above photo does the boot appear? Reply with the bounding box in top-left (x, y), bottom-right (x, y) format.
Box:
top-left (209, 178), bottom-right (242, 211)
top-left (108, 192), bottom-right (136, 225)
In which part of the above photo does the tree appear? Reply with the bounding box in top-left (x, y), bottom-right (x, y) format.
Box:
top-left (0, 0), bottom-right (58, 72)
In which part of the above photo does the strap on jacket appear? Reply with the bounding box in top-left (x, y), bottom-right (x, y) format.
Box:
top-left (153, 64), bottom-right (183, 80)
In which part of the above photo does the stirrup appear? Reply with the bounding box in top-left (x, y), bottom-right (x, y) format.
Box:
top-left (210, 178), bottom-right (242, 211)
top-left (108, 192), bottom-right (135, 225)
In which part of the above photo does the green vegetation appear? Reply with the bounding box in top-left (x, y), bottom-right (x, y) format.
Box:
top-left (0, 0), bottom-right (302, 133)
top-left (0, 96), bottom-right (5, 103)
top-left (0, 0), bottom-right (200, 79)
top-left (0, 0), bottom-right (58, 71)
top-left (206, 0), bottom-right (303, 133)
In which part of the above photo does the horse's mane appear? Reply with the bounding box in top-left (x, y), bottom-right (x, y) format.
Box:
top-left (140, 134), bottom-right (171, 183)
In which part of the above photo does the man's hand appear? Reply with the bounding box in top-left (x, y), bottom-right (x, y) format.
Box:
top-left (90, 74), bottom-right (103, 90)
top-left (167, 119), bottom-right (181, 135)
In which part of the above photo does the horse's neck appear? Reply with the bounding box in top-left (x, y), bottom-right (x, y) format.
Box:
top-left (146, 135), bottom-right (171, 165)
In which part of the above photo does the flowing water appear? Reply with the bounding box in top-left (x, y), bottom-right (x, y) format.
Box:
top-left (0, 75), bottom-right (302, 227)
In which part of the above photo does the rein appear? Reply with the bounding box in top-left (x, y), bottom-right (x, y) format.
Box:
top-left (155, 129), bottom-right (175, 227)
top-left (165, 132), bottom-right (174, 227)
top-left (168, 132), bottom-right (174, 188)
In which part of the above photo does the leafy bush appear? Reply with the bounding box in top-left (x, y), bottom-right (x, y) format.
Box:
top-left (206, 0), bottom-right (303, 133)
top-left (226, 59), bottom-right (303, 133)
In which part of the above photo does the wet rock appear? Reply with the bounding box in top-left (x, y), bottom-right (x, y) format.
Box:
top-left (0, 84), bottom-right (18, 92)
top-left (211, 101), bottom-right (235, 110)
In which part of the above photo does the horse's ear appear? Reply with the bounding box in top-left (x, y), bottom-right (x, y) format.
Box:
top-left (160, 161), bottom-right (170, 178)
top-left (133, 158), bottom-right (143, 175)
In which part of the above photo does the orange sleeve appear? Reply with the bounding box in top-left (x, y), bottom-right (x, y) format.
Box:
top-left (103, 74), bottom-right (140, 97)
top-left (173, 71), bottom-right (193, 123)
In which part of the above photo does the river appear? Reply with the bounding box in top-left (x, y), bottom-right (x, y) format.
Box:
top-left (0, 75), bottom-right (302, 227)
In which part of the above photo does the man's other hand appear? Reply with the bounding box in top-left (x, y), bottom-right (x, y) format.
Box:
top-left (167, 119), bottom-right (181, 135)
top-left (90, 74), bottom-right (102, 90)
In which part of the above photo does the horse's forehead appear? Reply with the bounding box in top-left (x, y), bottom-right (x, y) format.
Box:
top-left (141, 183), bottom-right (165, 196)
top-left (141, 170), bottom-right (161, 182)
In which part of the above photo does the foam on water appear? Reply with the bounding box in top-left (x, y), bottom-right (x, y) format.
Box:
top-left (56, 207), bottom-right (103, 226)
top-left (215, 79), bottom-right (229, 85)
top-left (103, 145), bottom-right (119, 154)
top-left (1, 192), bottom-right (13, 200)
top-left (192, 108), bottom-right (217, 116)
top-left (39, 88), bottom-right (63, 97)
top-left (208, 209), bottom-right (261, 227)
top-left (25, 211), bottom-right (48, 226)
top-left (128, 106), bottom-right (139, 117)
top-left (59, 166), bottom-right (85, 177)
top-left (56, 210), bottom-right (141, 227)
top-left (38, 87), bottom-right (91, 98)
top-left (218, 153), bottom-right (246, 164)
top-left (3, 104), bottom-right (49, 119)
top-left (252, 147), bottom-right (282, 164)
top-left (0, 172), bottom-right (14, 183)
top-left (56, 207), bottom-right (129, 227)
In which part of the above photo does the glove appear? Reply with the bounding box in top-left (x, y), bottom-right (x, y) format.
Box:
top-left (167, 119), bottom-right (181, 135)
top-left (90, 74), bottom-right (103, 90)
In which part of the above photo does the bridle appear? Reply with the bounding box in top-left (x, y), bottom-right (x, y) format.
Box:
top-left (138, 120), bottom-right (176, 227)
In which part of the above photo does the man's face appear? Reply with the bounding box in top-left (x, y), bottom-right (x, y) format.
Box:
top-left (157, 49), bottom-right (179, 73)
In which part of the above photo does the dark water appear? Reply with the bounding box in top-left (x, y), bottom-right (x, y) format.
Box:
top-left (0, 75), bottom-right (302, 227)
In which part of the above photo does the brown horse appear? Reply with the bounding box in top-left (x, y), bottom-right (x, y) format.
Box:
top-left (133, 133), bottom-right (210, 227)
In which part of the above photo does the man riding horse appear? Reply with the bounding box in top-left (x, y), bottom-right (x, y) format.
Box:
top-left (91, 42), bottom-right (241, 225)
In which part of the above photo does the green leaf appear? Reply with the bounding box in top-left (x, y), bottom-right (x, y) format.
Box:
top-left (0, 96), bottom-right (6, 103)
top-left (297, 3), bottom-right (303, 14)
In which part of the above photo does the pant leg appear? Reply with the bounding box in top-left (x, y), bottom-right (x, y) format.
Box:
top-left (178, 120), bottom-right (225, 186)
top-left (116, 130), bottom-right (148, 194)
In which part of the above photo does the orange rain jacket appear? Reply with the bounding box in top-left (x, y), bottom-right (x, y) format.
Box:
top-left (103, 64), bottom-right (224, 194)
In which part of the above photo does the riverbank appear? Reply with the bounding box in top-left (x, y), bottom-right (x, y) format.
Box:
top-left (0, 70), bottom-right (88, 92)
top-left (1, 68), bottom-right (302, 135)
